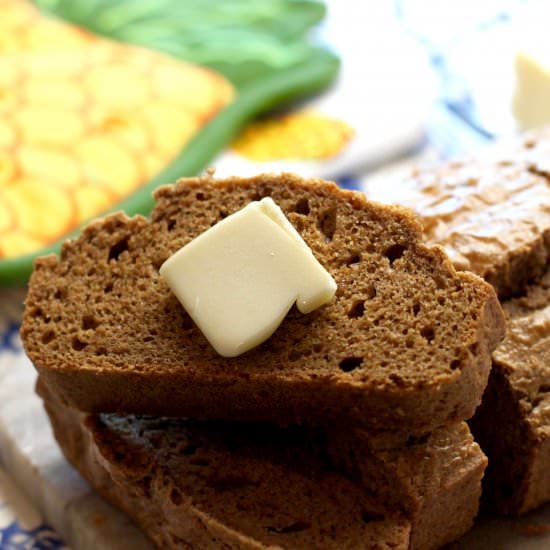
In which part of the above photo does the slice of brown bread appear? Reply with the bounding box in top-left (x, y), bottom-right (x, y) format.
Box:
top-left (22, 172), bottom-right (504, 433)
top-left (470, 268), bottom-right (550, 515)
top-left (363, 145), bottom-right (550, 299)
top-left (39, 380), bottom-right (486, 550)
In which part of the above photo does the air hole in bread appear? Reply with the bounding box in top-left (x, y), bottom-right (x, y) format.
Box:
top-left (412, 302), bottom-right (421, 316)
top-left (266, 521), bottom-right (310, 534)
top-left (450, 359), bottom-right (461, 370)
top-left (384, 243), bottom-right (407, 266)
top-left (41, 330), bottom-right (55, 345)
top-left (389, 373), bottom-right (406, 387)
top-left (339, 356), bottom-right (363, 372)
top-left (539, 384), bottom-right (550, 393)
top-left (345, 251), bottom-right (361, 266)
top-left (219, 210), bottom-right (228, 220)
top-left (288, 349), bottom-right (301, 362)
top-left (87, 267), bottom-right (96, 277)
top-left (318, 207), bottom-right (337, 241)
top-left (437, 296), bottom-right (446, 305)
top-left (348, 300), bottom-right (365, 319)
top-left (420, 325), bottom-right (435, 343)
top-left (71, 337), bottom-right (88, 351)
top-left (195, 192), bottom-right (206, 200)
top-left (170, 488), bottom-right (183, 505)
top-left (82, 315), bottom-right (99, 331)
top-left (53, 288), bottom-right (66, 301)
top-left (294, 198), bottom-right (310, 215)
top-left (30, 306), bottom-right (44, 319)
top-left (108, 236), bottom-right (129, 261)
top-left (167, 219), bottom-right (176, 231)
top-left (104, 281), bottom-right (114, 293)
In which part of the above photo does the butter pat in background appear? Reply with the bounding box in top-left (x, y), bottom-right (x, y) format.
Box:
top-left (512, 15), bottom-right (550, 131)
top-left (513, 48), bottom-right (550, 130)
top-left (159, 198), bottom-right (337, 357)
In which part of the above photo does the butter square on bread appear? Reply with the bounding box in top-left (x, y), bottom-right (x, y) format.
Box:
top-left (159, 197), bottom-right (336, 357)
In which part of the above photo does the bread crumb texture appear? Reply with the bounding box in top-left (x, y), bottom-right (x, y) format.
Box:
top-left (23, 173), bottom-right (505, 431)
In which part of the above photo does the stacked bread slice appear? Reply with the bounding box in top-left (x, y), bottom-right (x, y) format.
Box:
top-left (365, 128), bottom-right (550, 516)
top-left (22, 173), bottom-right (505, 548)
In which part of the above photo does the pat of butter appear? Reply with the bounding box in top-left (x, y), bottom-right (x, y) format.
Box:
top-left (513, 47), bottom-right (550, 130)
top-left (159, 197), bottom-right (337, 357)
top-left (511, 11), bottom-right (550, 132)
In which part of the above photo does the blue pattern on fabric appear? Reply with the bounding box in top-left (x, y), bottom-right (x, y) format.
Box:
top-left (0, 322), bottom-right (21, 354)
top-left (335, 174), bottom-right (360, 190)
top-left (0, 503), bottom-right (67, 550)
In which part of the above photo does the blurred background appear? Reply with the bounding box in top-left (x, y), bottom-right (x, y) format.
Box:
top-left (316, 0), bottom-right (550, 181)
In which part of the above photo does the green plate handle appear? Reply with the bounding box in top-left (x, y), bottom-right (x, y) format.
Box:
top-left (0, 49), bottom-right (338, 286)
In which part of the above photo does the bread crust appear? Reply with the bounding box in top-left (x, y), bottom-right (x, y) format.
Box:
top-left (470, 269), bottom-right (550, 515)
top-left (22, 173), bottom-right (505, 433)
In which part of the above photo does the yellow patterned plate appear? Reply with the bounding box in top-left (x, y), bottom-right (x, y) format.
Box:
top-left (0, 0), bottom-right (339, 285)
top-left (0, 0), bottom-right (234, 259)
